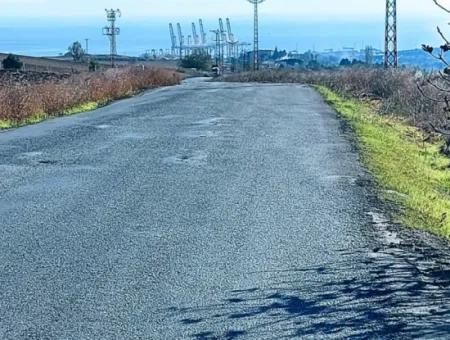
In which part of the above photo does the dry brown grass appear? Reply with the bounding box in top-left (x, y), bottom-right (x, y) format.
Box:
top-left (0, 67), bottom-right (182, 125)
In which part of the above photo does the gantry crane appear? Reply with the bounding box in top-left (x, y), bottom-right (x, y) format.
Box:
top-left (192, 22), bottom-right (200, 49)
top-left (169, 23), bottom-right (178, 56)
top-left (177, 23), bottom-right (184, 59)
top-left (226, 18), bottom-right (239, 59)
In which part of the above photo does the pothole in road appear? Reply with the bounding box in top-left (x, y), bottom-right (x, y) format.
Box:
top-left (322, 175), bottom-right (357, 185)
top-left (18, 151), bottom-right (43, 158)
top-left (163, 150), bottom-right (208, 166)
top-left (367, 211), bottom-right (402, 248)
top-left (15, 152), bottom-right (59, 166)
top-left (116, 132), bottom-right (149, 140)
top-left (179, 130), bottom-right (219, 138)
top-left (193, 117), bottom-right (225, 127)
top-left (95, 124), bottom-right (112, 130)
top-left (37, 160), bottom-right (58, 165)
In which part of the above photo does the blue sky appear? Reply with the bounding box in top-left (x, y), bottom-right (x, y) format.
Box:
top-left (0, 0), bottom-right (448, 21)
top-left (0, 0), bottom-right (450, 54)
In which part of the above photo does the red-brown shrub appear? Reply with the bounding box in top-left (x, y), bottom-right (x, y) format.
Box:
top-left (0, 67), bottom-right (182, 123)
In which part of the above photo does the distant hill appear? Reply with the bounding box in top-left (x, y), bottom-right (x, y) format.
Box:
top-left (375, 49), bottom-right (444, 70)
top-left (318, 48), bottom-right (445, 70)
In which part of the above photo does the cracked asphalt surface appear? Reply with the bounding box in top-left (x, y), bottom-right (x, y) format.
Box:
top-left (2, 79), bottom-right (450, 339)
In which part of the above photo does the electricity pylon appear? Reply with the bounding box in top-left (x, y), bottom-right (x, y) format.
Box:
top-left (384, 0), bottom-right (397, 68)
top-left (103, 9), bottom-right (121, 67)
top-left (247, 0), bottom-right (266, 71)
top-left (211, 29), bottom-right (222, 71)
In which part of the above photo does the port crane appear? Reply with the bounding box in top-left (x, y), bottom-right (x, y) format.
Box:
top-left (169, 23), bottom-right (177, 56)
top-left (177, 23), bottom-right (184, 59)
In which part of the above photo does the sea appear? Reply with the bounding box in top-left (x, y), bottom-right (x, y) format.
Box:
top-left (0, 18), bottom-right (437, 57)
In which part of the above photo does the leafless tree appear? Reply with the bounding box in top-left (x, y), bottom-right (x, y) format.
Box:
top-left (420, 0), bottom-right (450, 152)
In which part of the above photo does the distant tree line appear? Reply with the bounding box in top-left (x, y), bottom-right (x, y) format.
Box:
top-left (339, 58), bottom-right (366, 67)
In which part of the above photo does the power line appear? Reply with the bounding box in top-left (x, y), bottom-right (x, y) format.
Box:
top-left (211, 29), bottom-right (222, 72)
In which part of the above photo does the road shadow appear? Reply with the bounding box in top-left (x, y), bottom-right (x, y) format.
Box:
top-left (165, 226), bottom-right (450, 339)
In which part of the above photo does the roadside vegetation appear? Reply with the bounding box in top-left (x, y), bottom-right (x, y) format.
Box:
top-left (319, 86), bottom-right (450, 237)
top-left (0, 67), bottom-right (181, 129)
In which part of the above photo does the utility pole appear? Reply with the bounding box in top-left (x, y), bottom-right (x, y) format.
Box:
top-left (85, 38), bottom-right (89, 55)
top-left (384, 0), bottom-right (397, 68)
top-left (247, 0), bottom-right (266, 71)
top-left (211, 29), bottom-right (222, 70)
top-left (103, 8), bottom-right (121, 67)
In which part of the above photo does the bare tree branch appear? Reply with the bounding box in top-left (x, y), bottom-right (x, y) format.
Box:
top-left (438, 26), bottom-right (450, 44)
top-left (433, 0), bottom-right (450, 13)
top-left (427, 78), bottom-right (450, 93)
top-left (417, 83), bottom-right (447, 103)
top-left (430, 122), bottom-right (450, 136)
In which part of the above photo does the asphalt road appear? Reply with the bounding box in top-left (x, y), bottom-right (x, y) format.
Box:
top-left (2, 79), bottom-right (450, 339)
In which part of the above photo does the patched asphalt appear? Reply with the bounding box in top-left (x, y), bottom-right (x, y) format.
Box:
top-left (1, 79), bottom-right (450, 339)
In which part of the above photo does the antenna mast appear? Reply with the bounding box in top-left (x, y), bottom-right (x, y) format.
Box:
top-left (247, 0), bottom-right (266, 71)
top-left (103, 8), bottom-right (121, 67)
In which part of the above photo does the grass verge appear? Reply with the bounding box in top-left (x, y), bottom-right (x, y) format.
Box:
top-left (317, 86), bottom-right (450, 238)
top-left (0, 101), bottom-right (103, 130)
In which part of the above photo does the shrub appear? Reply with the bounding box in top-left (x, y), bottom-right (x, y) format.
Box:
top-left (180, 53), bottom-right (212, 71)
top-left (339, 58), bottom-right (352, 67)
top-left (2, 54), bottom-right (23, 70)
top-left (0, 67), bottom-right (182, 125)
top-left (89, 60), bottom-right (100, 72)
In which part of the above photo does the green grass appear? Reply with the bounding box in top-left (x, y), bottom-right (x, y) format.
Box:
top-left (0, 101), bottom-right (103, 130)
top-left (317, 86), bottom-right (450, 238)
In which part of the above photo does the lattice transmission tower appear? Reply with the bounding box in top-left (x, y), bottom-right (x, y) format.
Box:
top-left (103, 9), bottom-right (121, 67)
top-left (384, 0), bottom-right (397, 68)
top-left (247, 0), bottom-right (265, 71)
